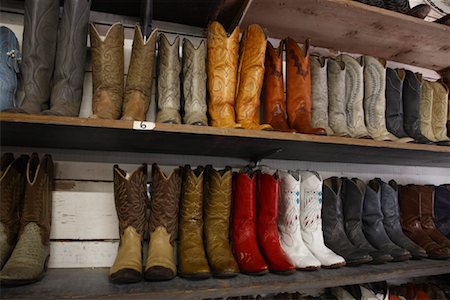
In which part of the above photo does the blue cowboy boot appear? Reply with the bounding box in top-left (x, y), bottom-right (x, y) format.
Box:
top-left (0, 26), bottom-right (21, 111)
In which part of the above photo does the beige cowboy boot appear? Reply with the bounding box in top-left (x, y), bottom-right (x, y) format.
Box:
top-left (327, 58), bottom-right (349, 137)
top-left (311, 56), bottom-right (333, 135)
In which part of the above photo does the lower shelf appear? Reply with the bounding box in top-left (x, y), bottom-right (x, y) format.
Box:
top-left (2, 259), bottom-right (450, 299)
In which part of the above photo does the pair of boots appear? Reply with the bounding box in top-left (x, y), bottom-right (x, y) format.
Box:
top-left (178, 166), bottom-right (238, 279)
top-left (322, 177), bottom-right (420, 266)
top-left (0, 153), bottom-right (53, 286)
top-left (207, 22), bottom-right (271, 130)
top-left (263, 38), bottom-right (326, 135)
top-left (155, 35), bottom-right (208, 125)
top-left (0, 26), bottom-right (20, 111)
top-left (399, 185), bottom-right (450, 259)
top-left (110, 164), bottom-right (181, 283)
top-left (355, 0), bottom-right (431, 18)
top-left (11, 0), bottom-right (91, 116)
top-left (90, 24), bottom-right (157, 121)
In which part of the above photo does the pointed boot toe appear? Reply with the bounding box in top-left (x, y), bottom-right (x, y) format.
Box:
top-left (110, 268), bottom-right (142, 284)
top-left (406, 4), bottom-right (431, 19)
top-left (345, 249), bottom-right (373, 266)
top-left (368, 250), bottom-right (393, 264)
top-left (144, 266), bottom-right (176, 281)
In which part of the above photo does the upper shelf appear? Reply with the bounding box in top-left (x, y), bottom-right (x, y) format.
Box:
top-left (1, 113), bottom-right (450, 167)
top-left (240, 0), bottom-right (450, 71)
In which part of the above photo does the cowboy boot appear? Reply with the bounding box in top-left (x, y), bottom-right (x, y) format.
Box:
top-left (286, 38), bottom-right (326, 135)
top-left (232, 169), bottom-right (268, 275)
top-left (327, 58), bottom-right (350, 137)
top-left (420, 79), bottom-right (438, 142)
top-left (417, 185), bottom-right (450, 248)
top-left (434, 185), bottom-right (450, 239)
top-left (385, 68), bottom-right (414, 142)
top-left (0, 154), bottom-right (28, 269)
top-left (90, 23), bottom-right (124, 119)
top-left (363, 56), bottom-right (399, 141)
top-left (13, 0), bottom-right (59, 114)
top-left (402, 70), bottom-right (433, 144)
top-left (430, 81), bottom-right (450, 144)
top-left (278, 170), bottom-right (321, 270)
top-left (336, 55), bottom-right (369, 138)
top-left (121, 26), bottom-right (157, 121)
top-left (235, 24), bottom-right (271, 130)
top-left (42, 0), bottom-right (91, 116)
top-left (156, 34), bottom-right (181, 124)
top-left (256, 171), bottom-right (295, 274)
top-left (0, 154), bottom-right (53, 285)
top-left (203, 166), bottom-right (239, 278)
top-left (110, 164), bottom-right (147, 284)
top-left (341, 178), bottom-right (393, 264)
top-left (322, 177), bottom-right (373, 266)
top-left (299, 171), bottom-right (346, 268)
top-left (263, 40), bottom-right (295, 132)
top-left (144, 164), bottom-right (182, 281)
top-left (182, 39), bottom-right (208, 126)
top-left (0, 27), bottom-right (21, 111)
top-left (379, 180), bottom-right (427, 259)
top-left (311, 56), bottom-right (333, 135)
top-left (207, 22), bottom-right (241, 128)
top-left (363, 179), bottom-right (411, 261)
top-left (398, 185), bottom-right (450, 259)
top-left (178, 166), bottom-right (210, 279)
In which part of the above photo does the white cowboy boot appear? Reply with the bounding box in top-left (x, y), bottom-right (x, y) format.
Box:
top-left (278, 170), bottom-right (321, 270)
top-left (327, 58), bottom-right (350, 136)
top-left (299, 170), bottom-right (346, 268)
top-left (311, 56), bottom-right (333, 135)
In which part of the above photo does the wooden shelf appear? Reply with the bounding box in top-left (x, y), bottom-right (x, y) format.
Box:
top-left (240, 0), bottom-right (450, 71)
top-left (1, 113), bottom-right (450, 167)
top-left (2, 259), bottom-right (450, 299)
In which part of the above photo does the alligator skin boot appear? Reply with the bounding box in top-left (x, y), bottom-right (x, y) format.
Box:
top-left (327, 58), bottom-right (349, 137)
top-left (278, 170), bottom-right (321, 270)
top-left (363, 180), bottom-right (411, 261)
top-left (0, 154), bottom-right (53, 286)
top-left (156, 34), bottom-right (181, 124)
top-left (286, 38), bottom-right (326, 135)
top-left (430, 81), bottom-right (450, 144)
top-left (322, 177), bottom-right (373, 266)
top-left (235, 24), bottom-right (271, 130)
top-left (207, 22), bottom-right (240, 128)
top-left (256, 172), bottom-right (295, 274)
top-left (42, 0), bottom-right (91, 116)
top-left (336, 54), bottom-right (369, 138)
top-left (203, 166), bottom-right (239, 278)
top-left (434, 185), bottom-right (450, 239)
top-left (13, 0), bottom-right (59, 114)
top-left (341, 178), bottom-right (393, 264)
top-left (379, 179), bottom-right (427, 259)
top-left (418, 185), bottom-right (450, 248)
top-left (0, 27), bottom-right (21, 111)
top-left (121, 26), bottom-right (157, 121)
top-left (232, 169), bottom-right (268, 275)
top-left (420, 79), bottom-right (437, 142)
top-left (110, 164), bottom-right (147, 284)
top-left (363, 56), bottom-right (399, 141)
top-left (178, 166), bottom-right (210, 279)
top-left (402, 70), bottom-right (432, 144)
top-left (310, 56), bottom-right (333, 135)
top-left (263, 40), bottom-right (295, 132)
top-left (398, 185), bottom-right (450, 259)
top-left (299, 171), bottom-right (346, 268)
top-left (145, 164), bottom-right (182, 281)
top-left (90, 23), bottom-right (124, 119)
top-left (182, 39), bottom-right (208, 126)
top-left (385, 68), bottom-right (414, 142)
top-left (0, 154), bottom-right (28, 269)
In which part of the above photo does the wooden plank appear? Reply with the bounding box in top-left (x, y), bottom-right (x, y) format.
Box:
top-left (49, 241), bottom-right (118, 268)
top-left (3, 259), bottom-right (450, 299)
top-left (240, 0), bottom-right (450, 71)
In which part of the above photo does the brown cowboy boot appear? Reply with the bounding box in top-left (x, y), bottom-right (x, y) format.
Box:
top-left (109, 164), bottom-right (148, 284)
top-left (286, 38), bottom-right (326, 135)
top-left (0, 154), bottom-right (53, 285)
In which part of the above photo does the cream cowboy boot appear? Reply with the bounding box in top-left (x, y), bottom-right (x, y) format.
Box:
top-left (311, 56), bottom-right (333, 135)
top-left (327, 59), bottom-right (349, 137)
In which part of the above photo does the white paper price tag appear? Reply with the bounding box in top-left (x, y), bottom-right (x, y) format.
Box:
top-left (133, 121), bottom-right (156, 130)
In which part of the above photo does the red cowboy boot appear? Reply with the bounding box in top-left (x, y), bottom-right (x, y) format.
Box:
top-left (256, 172), bottom-right (296, 274)
top-left (232, 170), bottom-right (268, 275)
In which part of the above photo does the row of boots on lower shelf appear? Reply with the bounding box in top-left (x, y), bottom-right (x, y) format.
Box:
top-left (110, 163), bottom-right (450, 284)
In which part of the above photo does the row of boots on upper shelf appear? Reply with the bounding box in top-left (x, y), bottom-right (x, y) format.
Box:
top-left (110, 163), bottom-right (450, 284)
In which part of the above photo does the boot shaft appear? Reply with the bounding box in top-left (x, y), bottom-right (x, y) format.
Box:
top-left (299, 171), bottom-right (323, 232)
top-left (416, 185), bottom-right (435, 218)
top-left (278, 170), bottom-right (301, 230)
top-left (0, 26), bottom-right (21, 110)
top-left (256, 172), bottom-right (279, 222)
top-left (310, 55), bottom-right (333, 135)
top-left (233, 170), bottom-right (257, 220)
top-left (419, 79), bottom-right (437, 141)
top-left (398, 185), bottom-right (421, 225)
top-left (385, 68), bottom-right (409, 138)
top-left (430, 81), bottom-right (450, 141)
top-left (322, 177), bottom-right (346, 226)
top-left (180, 166), bottom-right (204, 222)
top-left (342, 178), bottom-right (366, 223)
top-left (327, 58), bottom-right (349, 136)
top-left (380, 179), bottom-right (402, 229)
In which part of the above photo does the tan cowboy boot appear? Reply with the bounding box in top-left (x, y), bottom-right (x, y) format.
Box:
top-left (420, 80), bottom-right (438, 142)
top-left (430, 81), bottom-right (450, 143)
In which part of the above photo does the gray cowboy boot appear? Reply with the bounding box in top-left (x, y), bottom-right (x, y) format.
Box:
top-left (182, 39), bottom-right (208, 126)
top-left (42, 0), bottom-right (91, 117)
top-left (327, 59), bottom-right (349, 137)
top-left (156, 34), bottom-right (181, 124)
top-left (311, 56), bottom-right (333, 135)
top-left (0, 27), bottom-right (21, 111)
